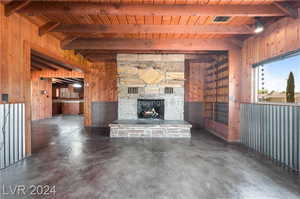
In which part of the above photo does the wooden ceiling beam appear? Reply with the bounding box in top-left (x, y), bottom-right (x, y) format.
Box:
top-left (39, 22), bottom-right (61, 36)
top-left (54, 78), bottom-right (73, 84)
top-left (52, 79), bottom-right (68, 84)
top-left (31, 65), bottom-right (42, 71)
top-left (32, 56), bottom-right (61, 70)
top-left (72, 78), bottom-right (84, 81)
top-left (52, 24), bottom-right (254, 35)
top-left (19, 3), bottom-right (286, 17)
top-left (64, 78), bottom-right (81, 83)
top-left (31, 60), bottom-right (58, 71)
top-left (186, 57), bottom-right (215, 63)
top-left (62, 38), bottom-right (240, 51)
top-left (84, 54), bottom-right (117, 62)
top-left (4, 0), bottom-right (31, 17)
top-left (55, 78), bottom-right (81, 84)
top-left (61, 36), bottom-right (78, 48)
top-left (76, 49), bottom-right (225, 55)
top-left (274, 2), bottom-right (298, 18)
top-left (31, 51), bottom-right (73, 71)
top-left (185, 54), bottom-right (220, 60)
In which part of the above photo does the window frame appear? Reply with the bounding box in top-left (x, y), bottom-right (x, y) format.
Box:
top-left (252, 49), bottom-right (300, 105)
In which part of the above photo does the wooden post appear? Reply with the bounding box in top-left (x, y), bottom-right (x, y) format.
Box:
top-left (228, 48), bottom-right (242, 142)
top-left (84, 70), bottom-right (92, 126)
top-left (23, 41), bottom-right (32, 156)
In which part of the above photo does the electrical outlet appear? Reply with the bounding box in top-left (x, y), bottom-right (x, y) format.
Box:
top-left (1, 94), bottom-right (9, 103)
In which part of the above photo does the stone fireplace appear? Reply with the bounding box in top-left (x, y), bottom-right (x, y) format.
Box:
top-left (109, 54), bottom-right (191, 138)
top-left (117, 54), bottom-right (185, 120)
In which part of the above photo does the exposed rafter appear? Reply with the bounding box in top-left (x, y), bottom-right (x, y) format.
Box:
top-left (31, 56), bottom-right (62, 71)
top-left (52, 24), bottom-right (254, 35)
top-left (19, 3), bottom-right (286, 17)
top-left (61, 36), bottom-right (78, 49)
top-left (39, 22), bottom-right (61, 36)
top-left (274, 2), bottom-right (298, 18)
top-left (62, 38), bottom-right (241, 51)
top-left (31, 65), bottom-right (42, 71)
top-left (31, 50), bottom-right (73, 71)
top-left (54, 78), bottom-right (83, 84)
top-left (4, 0), bottom-right (31, 17)
top-left (31, 60), bottom-right (58, 71)
top-left (83, 54), bottom-right (117, 62)
top-left (75, 50), bottom-right (226, 55)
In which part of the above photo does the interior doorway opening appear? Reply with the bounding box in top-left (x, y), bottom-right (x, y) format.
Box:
top-left (30, 50), bottom-right (84, 153)
top-left (52, 78), bottom-right (84, 116)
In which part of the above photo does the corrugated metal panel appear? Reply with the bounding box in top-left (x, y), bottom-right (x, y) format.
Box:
top-left (240, 103), bottom-right (300, 174)
top-left (0, 103), bottom-right (25, 170)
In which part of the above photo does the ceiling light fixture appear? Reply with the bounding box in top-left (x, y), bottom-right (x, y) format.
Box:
top-left (73, 83), bottom-right (82, 88)
top-left (254, 21), bottom-right (264, 34)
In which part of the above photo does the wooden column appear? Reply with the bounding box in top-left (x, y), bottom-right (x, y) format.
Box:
top-left (228, 48), bottom-right (242, 142)
top-left (84, 71), bottom-right (92, 126)
top-left (23, 41), bottom-right (32, 156)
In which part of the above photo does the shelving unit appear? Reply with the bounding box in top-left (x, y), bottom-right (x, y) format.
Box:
top-left (204, 54), bottom-right (229, 125)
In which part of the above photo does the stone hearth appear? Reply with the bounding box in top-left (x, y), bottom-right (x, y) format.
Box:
top-left (109, 120), bottom-right (192, 138)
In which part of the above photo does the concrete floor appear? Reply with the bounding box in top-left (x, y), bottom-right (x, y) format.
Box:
top-left (0, 115), bottom-right (299, 199)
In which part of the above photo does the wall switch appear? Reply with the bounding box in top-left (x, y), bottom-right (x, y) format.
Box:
top-left (1, 94), bottom-right (9, 103)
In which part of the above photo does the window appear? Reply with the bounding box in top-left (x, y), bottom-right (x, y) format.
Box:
top-left (253, 51), bottom-right (300, 104)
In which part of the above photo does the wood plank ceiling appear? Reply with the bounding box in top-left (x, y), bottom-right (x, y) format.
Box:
top-left (3, 0), bottom-right (299, 62)
top-left (52, 77), bottom-right (83, 87)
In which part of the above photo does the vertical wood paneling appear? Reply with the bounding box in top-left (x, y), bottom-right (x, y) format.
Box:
top-left (0, 4), bottom-right (91, 155)
top-left (228, 49), bottom-right (242, 141)
top-left (184, 61), bottom-right (206, 102)
top-left (0, 4), bottom-right (90, 104)
top-left (31, 73), bottom-right (52, 121)
top-left (84, 61), bottom-right (117, 126)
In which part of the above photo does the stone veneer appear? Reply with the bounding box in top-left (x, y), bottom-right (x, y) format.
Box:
top-left (109, 120), bottom-right (192, 138)
top-left (117, 54), bottom-right (185, 120)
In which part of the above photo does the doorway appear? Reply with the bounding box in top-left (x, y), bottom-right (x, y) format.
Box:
top-left (30, 50), bottom-right (84, 152)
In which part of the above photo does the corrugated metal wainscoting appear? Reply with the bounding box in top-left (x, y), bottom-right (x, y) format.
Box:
top-left (240, 103), bottom-right (300, 173)
top-left (0, 103), bottom-right (26, 170)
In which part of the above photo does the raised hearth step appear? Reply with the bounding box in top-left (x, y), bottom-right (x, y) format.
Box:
top-left (109, 120), bottom-right (191, 138)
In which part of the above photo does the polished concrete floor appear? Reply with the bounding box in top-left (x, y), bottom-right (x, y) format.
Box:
top-left (0, 115), bottom-right (299, 199)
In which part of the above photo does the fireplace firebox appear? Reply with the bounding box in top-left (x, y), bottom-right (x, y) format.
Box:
top-left (137, 99), bottom-right (164, 119)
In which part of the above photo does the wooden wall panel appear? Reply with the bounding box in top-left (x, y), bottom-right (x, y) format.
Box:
top-left (184, 61), bottom-right (206, 102)
top-left (84, 61), bottom-right (117, 126)
top-left (0, 4), bottom-right (91, 155)
top-left (228, 49), bottom-right (242, 142)
top-left (31, 73), bottom-right (52, 121)
top-left (242, 17), bottom-right (300, 103)
top-left (62, 102), bottom-right (80, 115)
top-left (0, 4), bottom-right (90, 104)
